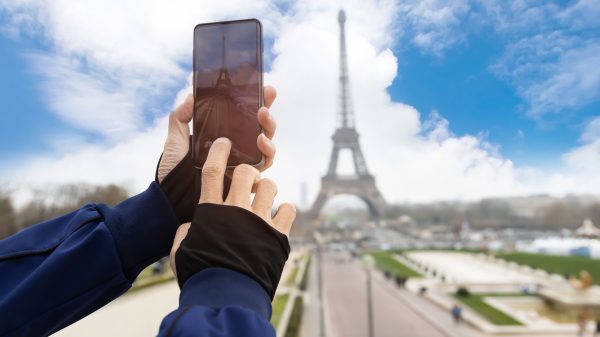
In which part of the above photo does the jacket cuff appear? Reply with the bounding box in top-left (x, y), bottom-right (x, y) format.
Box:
top-left (99, 182), bottom-right (179, 281)
top-left (180, 268), bottom-right (272, 321)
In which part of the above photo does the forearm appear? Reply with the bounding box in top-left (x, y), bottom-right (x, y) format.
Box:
top-left (157, 269), bottom-right (275, 337)
top-left (0, 182), bottom-right (179, 337)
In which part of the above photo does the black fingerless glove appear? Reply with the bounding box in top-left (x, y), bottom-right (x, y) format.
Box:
top-left (175, 203), bottom-right (290, 299)
top-left (155, 147), bottom-right (200, 224)
top-left (155, 137), bottom-right (232, 224)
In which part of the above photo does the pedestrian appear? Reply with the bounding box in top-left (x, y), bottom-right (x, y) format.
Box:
top-left (451, 304), bottom-right (463, 324)
top-left (595, 318), bottom-right (600, 337)
top-left (578, 309), bottom-right (590, 337)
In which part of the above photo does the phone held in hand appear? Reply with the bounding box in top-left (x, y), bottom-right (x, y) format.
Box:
top-left (192, 19), bottom-right (264, 170)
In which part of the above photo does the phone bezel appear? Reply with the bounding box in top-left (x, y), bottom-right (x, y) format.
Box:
top-left (192, 18), bottom-right (265, 170)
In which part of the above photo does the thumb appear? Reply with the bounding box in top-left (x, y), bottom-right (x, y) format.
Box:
top-left (168, 94), bottom-right (193, 143)
top-left (157, 95), bottom-right (193, 183)
top-left (170, 222), bottom-right (192, 279)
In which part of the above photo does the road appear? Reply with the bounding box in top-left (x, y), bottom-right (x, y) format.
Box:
top-left (322, 252), bottom-right (448, 337)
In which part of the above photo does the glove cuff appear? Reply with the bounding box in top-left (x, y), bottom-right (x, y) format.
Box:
top-left (155, 148), bottom-right (198, 224)
top-left (175, 203), bottom-right (290, 299)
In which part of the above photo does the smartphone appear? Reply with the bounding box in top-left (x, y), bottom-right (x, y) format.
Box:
top-left (192, 19), bottom-right (264, 169)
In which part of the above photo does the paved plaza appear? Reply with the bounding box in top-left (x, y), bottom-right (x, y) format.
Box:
top-left (54, 281), bottom-right (179, 337)
top-left (407, 251), bottom-right (536, 284)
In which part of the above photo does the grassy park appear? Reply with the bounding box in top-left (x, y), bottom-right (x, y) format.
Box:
top-left (369, 251), bottom-right (421, 278)
top-left (300, 253), bottom-right (312, 290)
top-left (286, 264), bottom-right (299, 287)
top-left (496, 252), bottom-right (600, 285)
top-left (271, 294), bottom-right (290, 328)
top-left (283, 297), bottom-right (304, 337)
top-left (453, 293), bottom-right (523, 326)
top-left (129, 262), bottom-right (175, 293)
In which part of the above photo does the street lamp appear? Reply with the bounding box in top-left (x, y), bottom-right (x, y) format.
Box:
top-left (362, 255), bottom-right (375, 337)
top-left (315, 232), bottom-right (326, 337)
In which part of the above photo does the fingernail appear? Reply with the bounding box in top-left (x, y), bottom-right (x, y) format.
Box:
top-left (214, 137), bottom-right (231, 145)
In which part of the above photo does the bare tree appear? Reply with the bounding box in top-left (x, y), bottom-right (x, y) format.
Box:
top-left (0, 194), bottom-right (16, 239)
top-left (15, 184), bottom-right (129, 231)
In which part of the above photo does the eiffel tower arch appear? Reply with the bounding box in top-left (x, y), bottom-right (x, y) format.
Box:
top-left (309, 10), bottom-right (387, 219)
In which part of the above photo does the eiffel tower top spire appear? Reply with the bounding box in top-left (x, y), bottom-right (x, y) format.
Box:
top-left (337, 9), bottom-right (354, 129)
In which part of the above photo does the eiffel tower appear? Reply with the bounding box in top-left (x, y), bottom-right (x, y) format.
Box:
top-left (309, 9), bottom-right (387, 219)
top-left (215, 34), bottom-right (232, 88)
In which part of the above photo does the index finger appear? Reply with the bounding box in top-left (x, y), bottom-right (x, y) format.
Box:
top-left (199, 138), bottom-right (231, 204)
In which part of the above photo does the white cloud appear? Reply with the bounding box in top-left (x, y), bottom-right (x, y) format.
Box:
top-left (492, 37), bottom-right (600, 120)
top-left (484, 0), bottom-right (600, 121)
top-left (581, 117), bottom-right (600, 143)
top-left (557, 0), bottom-right (600, 30)
top-left (525, 42), bottom-right (600, 118)
top-left (3, 116), bottom-right (167, 208)
top-left (1, 0), bottom-right (600, 211)
top-left (396, 0), bottom-right (470, 56)
top-left (0, 0), bottom-right (283, 139)
top-left (26, 52), bottom-right (142, 138)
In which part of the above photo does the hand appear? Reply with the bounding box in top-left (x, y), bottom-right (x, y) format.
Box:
top-left (169, 138), bottom-right (296, 296)
top-left (157, 86), bottom-right (278, 183)
top-left (156, 86), bottom-right (278, 224)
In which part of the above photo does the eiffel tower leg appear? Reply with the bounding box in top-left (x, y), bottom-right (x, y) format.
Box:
top-left (327, 146), bottom-right (340, 176)
top-left (309, 191), bottom-right (329, 219)
top-left (367, 189), bottom-right (387, 218)
top-left (352, 144), bottom-right (369, 176)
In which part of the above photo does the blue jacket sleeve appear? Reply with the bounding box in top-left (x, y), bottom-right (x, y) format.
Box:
top-left (157, 268), bottom-right (275, 337)
top-left (0, 182), bottom-right (179, 337)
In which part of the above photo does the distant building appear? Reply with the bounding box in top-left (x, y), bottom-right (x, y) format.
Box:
top-left (300, 182), bottom-right (308, 209)
top-left (575, 218), bottom-right (600, 238)
top-left (397, 214), bottom-right (414, 226)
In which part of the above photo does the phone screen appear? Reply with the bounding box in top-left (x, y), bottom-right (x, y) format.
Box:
top-left (193, 19), bottom-right (263, 169)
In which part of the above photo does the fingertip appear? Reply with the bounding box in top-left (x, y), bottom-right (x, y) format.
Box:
top-left (257, 106), bottom-right (269, 120)
top-left (258, 108), bottom-right (276, 139)
top-left (274, 202), bottom-right (296, 236)
top-left (264, 85), bottom-right (276, 96)
top-left (208, 137), bottom-right (232, 157)
top-left (283, 202), bottom-right (297, 216)
top-left (264, 85), bottom-right (277, 108)
top-left (257, 133), bottom-right (274, 154)
top-left (257, 132), bottom-right (266, 143)
top-left (214, 137), bottom-right (231, 146)
top-left (175, 94), bottom-right (194, 123)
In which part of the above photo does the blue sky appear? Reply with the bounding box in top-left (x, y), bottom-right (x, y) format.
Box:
top-left (0, 1), bottom-right (599, 203)
top-left (388, 0), bottom-right (600, 168)
top-left (391, 30), bottom-right (596, 168)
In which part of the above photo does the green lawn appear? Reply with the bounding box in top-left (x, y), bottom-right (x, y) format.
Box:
top-left (286, 265), bottom-right (299, 287)
top-left (496, 252), bottom-right (600, 285)
top-left (453, 293), bottom-right (523, 326)
top-left (300, 254), bottom-right (312, 290)
top-left (271, 294), bottom-right (289, 328)
top-left (284, 296), bottom-right (304, 337)
top-left (129, 264), bottom-right (175, 293)
top-left (369, 251), bottom-right (421, 278)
